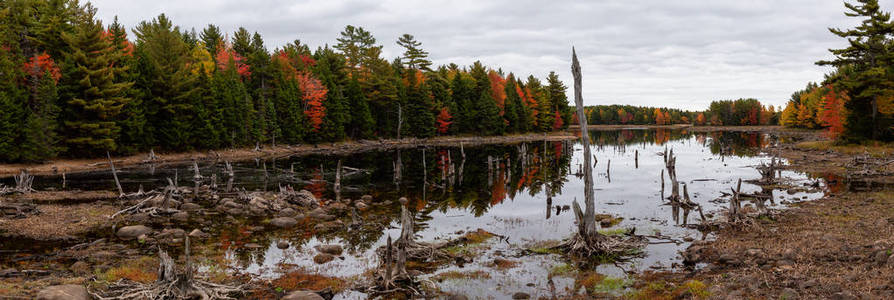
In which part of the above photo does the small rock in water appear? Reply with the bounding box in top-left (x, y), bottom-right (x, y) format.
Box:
top-left (278, 207), bottom-right (297, 217)
top-left (188, 229), bottom-right (208, 239)
top-left (270, 217), bottom-right (298, 228)
top-left (683, 236), bottom-right (694, 242)
top-left (282, 290), bottom-right (325, 300)
top-left (36, 284), bottom-right (89, 300)
top-left (779, 288), bottom-right (800, 300)
top-left (116, 225), bottom-right (152, 240)
top-left (315, 244), bottom-right (344, 256)
top-left (70, 261), bottom-right (90, 276)
top-left (399, 197), bottom-right (408, 205)
top-left (172, 211), bottom-right (189, 222)
top-left (361, 195), bottom-right (373, 202)
top-left (277, 241), bottom-right (290, 249)
top-left (180, 203), bottom-right (202, 211)
top-left (313, 253), bottom-right (334, 264)
top-left (512, 292), bottom-right (530, 299)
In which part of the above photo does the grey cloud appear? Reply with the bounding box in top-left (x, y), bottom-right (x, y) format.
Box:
top-left (89, 0), bottom-right (894, 110)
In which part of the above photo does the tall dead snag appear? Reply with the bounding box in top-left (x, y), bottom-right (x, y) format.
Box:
top-left (556, 48), bottom-right (644, 258)
top-left (191, 160), bottom-right (202, 201)
top-left (91, 236), bottom-right (242, 299)
top-left (757, 157), bottom-right (779, 184)
top-left (108, 152), bottom-right (124, 198)
top-left (334, 159), bottom-right (343, 202)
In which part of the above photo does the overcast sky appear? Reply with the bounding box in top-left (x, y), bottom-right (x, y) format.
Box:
top-left (88, 0), bottom-right (892, 110)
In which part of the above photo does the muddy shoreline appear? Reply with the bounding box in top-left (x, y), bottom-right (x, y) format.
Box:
top-left (0, 132), bottom-right (577, 178)
top-left (638, 128), bottom-right (894, 299)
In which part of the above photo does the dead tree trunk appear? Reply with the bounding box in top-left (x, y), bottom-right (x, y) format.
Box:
top-left (565, 48), bottom-right (603, 250)
top-left (335, 159), bottom-right (343, 202)
top-left (192, 160), bottom-right (202, 201)
top-left (108, 152), bottom-right (124, 198)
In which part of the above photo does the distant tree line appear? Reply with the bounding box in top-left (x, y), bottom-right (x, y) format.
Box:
top-left (578, 99), bottom-right (778, 127)
top-left (0, 0), bottom-right (572, 162)
top-left (782, 0), bottom-right (894, 141)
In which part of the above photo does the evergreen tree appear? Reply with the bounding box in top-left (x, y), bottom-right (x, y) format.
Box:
top-left (334, 25), bottom-right (378, 77)
top-left (200, 24), bottom-right (222, 57)
top-left (449, 72), bottom-right (474, 133)
top-left (60, 6), bottom-right (132, 155)
top-left (469, 62), bottom-right (504, 134)
top-left (345, 78), bottom-right (375, 139)
top-left (503, 75), bottom-right (522, 132)
top-left (818, 0), bottom-right (894, 140)
top-left (396, 34), bottom-right (432, 70)
top-left (404, 71), bottom-right (435, 138)
top-left (0, 48), bottom-right (24, 161)
top-left (545, 71), bottom-right (570, 130)
top-left (20, 70), bottom-right (61, 161)
top-left (132, 14), bottom-right (198, 151)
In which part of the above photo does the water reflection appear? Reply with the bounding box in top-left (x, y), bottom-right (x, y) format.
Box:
top-left (8, 129), bottom-right (826, 298)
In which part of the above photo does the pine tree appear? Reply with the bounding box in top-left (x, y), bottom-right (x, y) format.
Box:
top-left (545, 71), bottom-right (570, 130)
top-left (21, 70), bottom-right (61, 161)
top-left (503, 75), bottom-right (522, 132)
top-left (200, 24), bottom-right (223, 57)
top-left (818, 0), bottom-right (894, 140)
top-left (345, 78), bottom-right (375, 139)
top-left (60, 6), bottom-right (132, 155)
top-left (0, 48), bottom-right (24, 161)
top-left (449, 72), bottom-right (474, 133)
top-left (396, 34), bottom-right (432, 70)
top-left (314, 46), bottom-right (349, 142)
top-left (335, 25), bottom-right (379, 77)
top-left (132, 14), bottom-right (199, 151)
top-left (404, 70), bottom-right (435, 138)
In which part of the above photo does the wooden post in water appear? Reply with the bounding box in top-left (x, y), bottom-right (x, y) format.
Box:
top-left (635, 149), bottom-right (639, 169)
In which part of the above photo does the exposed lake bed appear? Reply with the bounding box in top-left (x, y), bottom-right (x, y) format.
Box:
top-left (0, 127), bottom-right (853, 299)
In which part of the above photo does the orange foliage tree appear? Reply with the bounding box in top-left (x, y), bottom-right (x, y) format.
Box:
top-left (488, 71), bottom-right (506, 114)
top-left (695, 113), bottom-right (706, 125)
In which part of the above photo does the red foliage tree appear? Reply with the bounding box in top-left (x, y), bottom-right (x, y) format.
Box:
top-left (820, 85), bottom-right (848, 139)
top-left (23, 53), bottom-right (61, 83)
top-left (216, 44), bottom-right (251, 77)
top-left (436, 107), bottom-right (452, 134)
top-left (297, 72), bottom-right (327, 132)
top-left (551, 110), bottom-right (563, 130)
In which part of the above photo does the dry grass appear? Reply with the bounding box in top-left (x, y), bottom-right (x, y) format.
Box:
top-left (431, 270), bottom-right (491, 281)
top-left (796, 140), bottom-right (894, 157)
top-left (626, 280), bottom-right (710, 300)
top-left (0, 203), bottom-right (119, 240)
top-left (98, 256), bottom-right (158, 283)
top-left (271, 270), bottom-right (346, 293)
top-left (490, 258), bottom-right (519, 270)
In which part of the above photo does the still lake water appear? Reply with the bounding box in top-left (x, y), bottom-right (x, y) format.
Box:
top-left (10, 129), bottom-right (826, 298)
